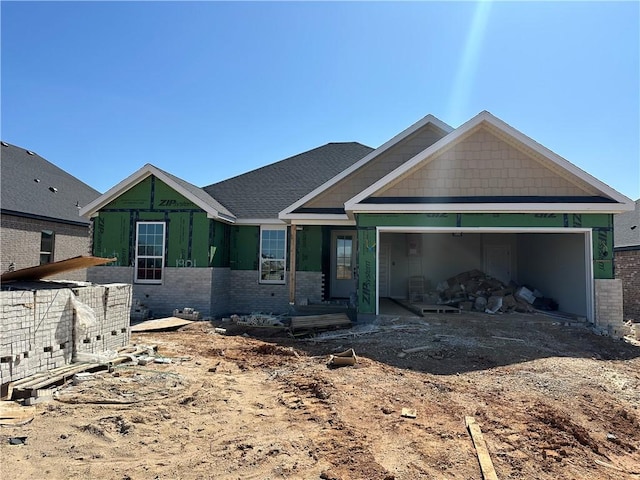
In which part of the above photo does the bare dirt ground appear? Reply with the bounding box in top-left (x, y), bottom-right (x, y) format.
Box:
top-left (2, 312), bottom-right (640, 480)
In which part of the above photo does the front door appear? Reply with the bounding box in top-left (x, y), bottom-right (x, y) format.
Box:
top-left (331, 230), bottom-right (357, 298)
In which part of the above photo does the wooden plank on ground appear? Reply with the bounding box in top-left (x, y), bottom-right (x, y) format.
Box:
top-left (465, 416), bottom-right (499, 480)
top-left (290, 313), bottom-right (351, 332)
top-left (0, 401), bottom-right (36, 426)
top-left (12, 363), bottom-right (104, 398)
top-left (131, 316), bottom-right (194, 332)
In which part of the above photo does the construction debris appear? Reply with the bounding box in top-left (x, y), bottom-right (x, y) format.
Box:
top-left (232, 313), bottom-right (286, 327)
top-left (0, 401), bottom-right (35, 427)
top-left (328, 348), bottom-right (357, 367)
top-left (173, 307), bottom-right (201, 321)
top-left (290, 313), bottom-right (352, 335)
top-left (401, 408), bottom-right (417, 419)
top-left (410, 269), bottom-right (558, 315)
top-left (130, 317), bottom-right (194, 332)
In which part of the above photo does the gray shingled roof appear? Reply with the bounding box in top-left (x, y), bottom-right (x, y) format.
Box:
top-left (203, 142), bottom-right (373, 219)
top-left (1, 142), bottom-right (100, 225)
top-left (614, 198), bottom-right (640, 248)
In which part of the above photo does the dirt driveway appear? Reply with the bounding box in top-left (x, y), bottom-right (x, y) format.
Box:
top-left (2, 312), bottom-right (639, 480)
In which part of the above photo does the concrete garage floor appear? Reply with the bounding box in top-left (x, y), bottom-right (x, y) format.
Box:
top-left (378, 297), bottom-right (420, 317)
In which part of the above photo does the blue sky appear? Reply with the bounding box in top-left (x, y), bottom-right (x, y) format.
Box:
top-left (2, 1), bottom-right (639, 199)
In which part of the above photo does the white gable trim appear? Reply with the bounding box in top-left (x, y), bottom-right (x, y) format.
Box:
top-left (345, 111), bottom-right (633, 212)
top-left (351, 203), bottom-right (633, 214)
top-left (79, 164), bottom-right (237, 223)
top-left (279, 213), bottom-right (355, 226)
top-left (278, 114), bottom-right (453, 220)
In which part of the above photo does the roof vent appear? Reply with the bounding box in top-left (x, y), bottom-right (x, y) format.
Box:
top-left (49, 187), bottom-right (58, 193)
top-left (26, 150), bottom-right (35, 155)
top-left (1, 142), bottom-right (8, 147)
top-left (75, 201), bottom-right (81, 209)
top-left (34, 178), bottom-right (40, 183)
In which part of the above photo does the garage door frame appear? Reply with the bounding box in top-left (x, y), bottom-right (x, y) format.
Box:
top-left (374, 226), bottom-right (594, 321)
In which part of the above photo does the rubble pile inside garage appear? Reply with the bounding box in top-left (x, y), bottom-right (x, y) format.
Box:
top-left (411, 269), bottom-right (558, 314)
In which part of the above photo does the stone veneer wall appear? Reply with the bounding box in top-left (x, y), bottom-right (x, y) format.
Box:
top-left (614, 249), bottom-right (640, 323)
top-left (594, 279), bottom-right (627, 339)
top-left (0, 283), bottom-right (131, 386)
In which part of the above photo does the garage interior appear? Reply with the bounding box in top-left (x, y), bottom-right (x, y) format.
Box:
top-left (376, 230), bottom-right (591, 319)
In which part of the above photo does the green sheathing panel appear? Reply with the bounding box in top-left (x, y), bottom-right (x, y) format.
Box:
top-left (357, 227), bottom-right (377, 314)
top-left (460, 213), bottom-right (566, 228)
top-left (230, 226), bottom-right (259, 270)
top-left (104, 177), bottom-right (152, 210)
top-left (153, 179), bottom-right (199, 210)
top-left (357, 213), bottom-right (456, 228)
top-left (95, 175), bottom-right (214, 268)
top-left (164, 212), bottom-right (210, 267)
top-left (297, 226), bottom-right (323, 272)
top-left (93, 212), bottom-right (131, 266)
top-left (210, 221), bottom-right (230, 267)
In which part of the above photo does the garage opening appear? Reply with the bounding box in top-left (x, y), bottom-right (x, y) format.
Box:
top-left (377, 229), bottom-right (592, 320)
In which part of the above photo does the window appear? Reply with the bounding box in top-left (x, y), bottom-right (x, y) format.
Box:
top-left (135, 222), bottom-right (165, 283)
top-left (260, 227), bottom-right (286, 283)
top-left (39, 230), bottom-right (54, 265)
top-left (336, 235), bottom-right (353, 280)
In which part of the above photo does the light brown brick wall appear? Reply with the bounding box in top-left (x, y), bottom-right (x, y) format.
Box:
top-left (1, 214), bottom-right (91, 281)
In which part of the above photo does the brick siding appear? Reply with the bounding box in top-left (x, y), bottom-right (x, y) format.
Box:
top-left (87, 266), bottom-right (216, 318)
top-left (228, 270), bottom-right (323, 315)
top-left (88, 266), bottom-right (324, 318)
top-left (614, 248), bottom-right (640, 322)
top-left (594, 279), bottom-right (627, 338)
top-left (1, 214), bottom-right (90, 281)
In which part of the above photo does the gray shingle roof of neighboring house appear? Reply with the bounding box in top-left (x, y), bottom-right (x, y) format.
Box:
top-left (152, 164), bottom-right (235, 219)
top-left (203, 142), bottom-right (374, 219)
top-left (614, 198), bottom-right (640, 248)
top-left (1, 141), bottom-right (100, 226)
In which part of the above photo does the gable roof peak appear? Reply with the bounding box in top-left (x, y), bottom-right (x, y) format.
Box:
top-left (79, 162), bottom-right (236, 222)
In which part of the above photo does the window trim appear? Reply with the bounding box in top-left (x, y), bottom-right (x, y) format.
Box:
top-left (134, 221), bottom-right (166, 284)
top-left (259, 225), bottom-right (287, 284)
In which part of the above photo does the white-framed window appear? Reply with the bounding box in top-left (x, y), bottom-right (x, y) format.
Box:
top-left (39, 230), bottom-right (55, 265)
top-left (260, 226), bottom-right (286, 284)
top-left (135, 222), bottom-right (165, 284)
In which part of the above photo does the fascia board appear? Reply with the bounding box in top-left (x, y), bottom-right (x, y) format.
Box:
top-left (79, 165), bottom-right (154, 218)
top-left (484, 112), bottom-right (634, 206)
top-left (80, 164), bottom-right (237, 223)
top-left (279, 213), bottom-right (355, 226)
top-left (278, 114), bottom-right (453, 217)
top-left (350, 202), bottom-right (634, 214)
top-left (234, 218), bottom-right (287, 225)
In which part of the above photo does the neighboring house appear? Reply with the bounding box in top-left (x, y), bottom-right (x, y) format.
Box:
top-left (80, 111), bottom-right (633, 330)
top-left (614, 198), bottom-right (640, 322)
top-left (1, 141), bottom-right (101, 281)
